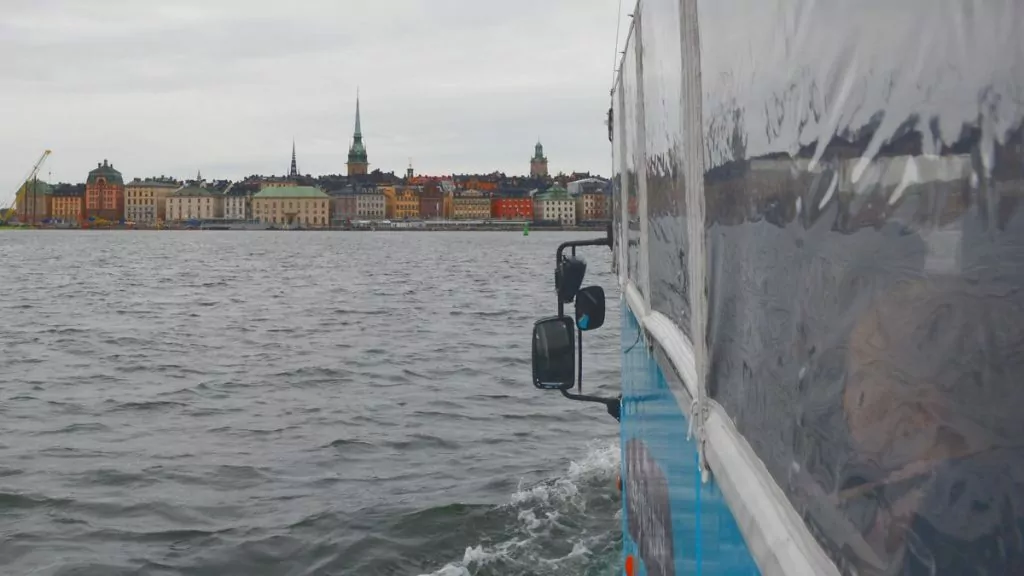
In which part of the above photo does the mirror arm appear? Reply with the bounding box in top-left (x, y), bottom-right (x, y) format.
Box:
top-left (555, 237), bottom-right (611, 264)
top-left (559, 389), bottom-right (621, 422)
top-left (577, 327), bottom-right (583, 393)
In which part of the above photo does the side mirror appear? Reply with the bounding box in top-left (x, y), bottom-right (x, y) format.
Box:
top-left (555, 256), bottom-right (587, 303)
top-left (532, 316), bottom-right (576, 390)
top-left (575, 286), bottom-right (606, 331)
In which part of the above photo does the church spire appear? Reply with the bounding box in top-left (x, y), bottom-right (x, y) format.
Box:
top-left (290, 140), bottom-right (298, 178)
top-left (354, 88), bottom-right (362, 139)
top-left (347, 89), bottom-right (369, 177)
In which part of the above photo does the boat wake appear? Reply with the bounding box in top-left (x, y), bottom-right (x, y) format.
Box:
top-left (421, 442), bottom-right (622, 576)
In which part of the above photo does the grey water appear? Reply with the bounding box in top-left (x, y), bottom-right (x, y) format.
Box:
top-left (0, 231), bottom-right (622, 576)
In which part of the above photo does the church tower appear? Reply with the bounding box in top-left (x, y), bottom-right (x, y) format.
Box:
top-left (530, 140), bottom-right (549, 178)
top-left (347, 91), bottom-right (369, 177)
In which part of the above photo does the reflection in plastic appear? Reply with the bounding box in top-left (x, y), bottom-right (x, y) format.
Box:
top-left (695, 0), bottom-right (1024, 574)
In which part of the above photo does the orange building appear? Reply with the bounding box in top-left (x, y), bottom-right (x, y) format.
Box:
top-left (85, 160), bottom-right (125, 222)
top-left (51, 184), bottom-right (85, 223)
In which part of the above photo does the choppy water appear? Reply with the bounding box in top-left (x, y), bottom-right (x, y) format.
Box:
top-left (0, 231), bottom-right (622, 576)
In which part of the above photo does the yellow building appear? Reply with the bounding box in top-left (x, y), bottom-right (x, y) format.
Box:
top-left (166, 186), bottom-right (224, 221)
top-left (381, 185), bottom-right (420, 219)
top-left (395, 186), bottom-right (420, 219)
top-left (126, 179), bottom-right (180, 223)
top-left (379, 185), bottom-right (397, 218)
top-left (452, 189), bottom-right (491, 220)
top-left (252, 186), bottom-right (330, 228)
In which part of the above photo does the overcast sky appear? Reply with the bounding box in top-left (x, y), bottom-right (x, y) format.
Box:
top-left (1, 0), bottom-right (627, 201)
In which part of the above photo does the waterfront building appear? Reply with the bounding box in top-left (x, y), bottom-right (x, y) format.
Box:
top-left (419, 181), bottom-right (446, 220)
top-left (534, 185), bottom-right (575, 225)
top-left (347, 94), bottom-right (369, 177)
top-left (384, 185), bottom-right (420, 219)
top-left (491, 190), bottom-right (534, 220)
top-left (125, 178), bottom-right (180, 224)
top-left (51, 184), bottom-right (85, 223)
top-left (252, 186), bottom-right (330, 228)
top-left (15, 180), bottom-right (52, 224)
top-left (379, 185), bottom-right (397, 218)
top-left (355, 188), bottom-right (385, 220)
top-left (577, 189), bottom-right (610, 223)
top-left (452, 189), bottom-right (490, 220)
top-left (327, 186), bottom-right (358, 225)
top-left (166, 185), bottom-right (224, 221)
top-left (530, 141), bottom-right (549, 178)
top-left (223, 185), bottom-right (252, 221)
top-left (85, 160), bottom-right (125, 222)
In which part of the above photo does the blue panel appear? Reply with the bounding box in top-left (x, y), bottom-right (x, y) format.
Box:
top-left (620, 302), bottom-right (759, 576)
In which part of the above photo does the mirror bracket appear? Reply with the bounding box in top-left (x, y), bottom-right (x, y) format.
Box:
top-left (560, 389), bottom-right (621, 422)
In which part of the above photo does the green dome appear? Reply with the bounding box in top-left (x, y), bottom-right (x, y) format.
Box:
top-left (87, 160), bottom-right (124, 186)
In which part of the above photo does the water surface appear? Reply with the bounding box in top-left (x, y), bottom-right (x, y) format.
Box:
top-left (0, 230), bottom-right (622, 576)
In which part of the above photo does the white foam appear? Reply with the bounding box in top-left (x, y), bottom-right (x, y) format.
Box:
top-left (418, 441), bottom-right (620, 576)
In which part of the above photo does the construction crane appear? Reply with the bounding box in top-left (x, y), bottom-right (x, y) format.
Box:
top-left (1, 149), bottom-right (53, 226)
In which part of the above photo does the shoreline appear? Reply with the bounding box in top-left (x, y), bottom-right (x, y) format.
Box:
top-left (1, 225), bottom-right (609, 233)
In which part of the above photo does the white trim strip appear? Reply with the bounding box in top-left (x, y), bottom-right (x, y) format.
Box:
top-left (622, 288), bottom-right (840, 576)
top-left (642, 311), bottom-right (698, 400)
top-left (704, 404), bottom-right (841, 576)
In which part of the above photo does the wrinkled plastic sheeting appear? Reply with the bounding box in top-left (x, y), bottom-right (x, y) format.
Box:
top-left (622, 30), bottom-right (644, 299)
top-left (698, 0), bottom-right (1024, 574)
top-left (641, 0), bottom-right (692, 337)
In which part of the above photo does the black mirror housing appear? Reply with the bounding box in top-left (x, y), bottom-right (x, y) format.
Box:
top-left (532, 316), bottom-right (576, 390)
top-left (555, 256), bottom-right (587, 304)
top-left (575, 286), bottom-right (606, 331)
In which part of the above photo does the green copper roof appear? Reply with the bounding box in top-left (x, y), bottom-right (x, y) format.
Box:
top-left (536, 185), bottom-right (569, 200)
top-left (170, 186), bottom-right (218, 197)
top-left (253, 186), bottom-right (328, 199)
top-left (532, 141), bottom-right (546, 161)
top-left (87, 160), bottom-right (124, 186)
top-left (18, 180), bottom-right (53, 196)
top-left (348, 141), bottom-right (367, 162)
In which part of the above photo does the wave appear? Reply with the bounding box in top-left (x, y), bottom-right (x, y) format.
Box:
top-left (418, 442), bottom-right (622, 576)
top-left (33, 422), bottom-right (111, 435)
top-left (107, 400), bottom-right (189, 412)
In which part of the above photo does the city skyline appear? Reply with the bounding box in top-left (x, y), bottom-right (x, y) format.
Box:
top-left (2, 0), bottom-right (628, 200)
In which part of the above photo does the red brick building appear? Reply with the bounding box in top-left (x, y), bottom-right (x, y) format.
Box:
top-left (85, 160), bottom-right (125, 222)
top-left (419, 181), bottom-right (445, 219)
top-left (491, 196), bottom-right (534, 220)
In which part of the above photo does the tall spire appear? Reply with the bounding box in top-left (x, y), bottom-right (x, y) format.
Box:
top-left (354, 88), bottom-right (362, 139)
top-left (290, 140), bottom-right (298, 178)
top-left (347, 88), bottom-right (369, 176)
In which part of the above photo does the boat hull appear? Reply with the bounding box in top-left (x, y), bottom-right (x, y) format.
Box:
top-left (620, 301), bottom-right (758, 575)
